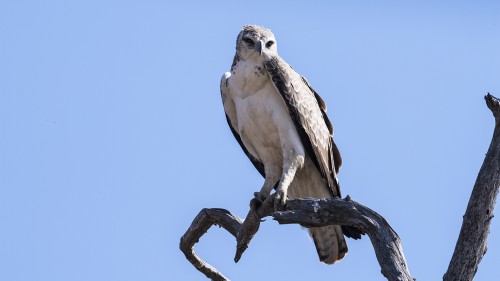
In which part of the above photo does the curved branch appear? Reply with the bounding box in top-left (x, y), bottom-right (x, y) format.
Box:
top-left (443, 94), bottom-right (500, 281)
top-left (179, 208), bottom-right (242, 281)
top-left (273, 197), bottom-right (414, 281)
top-left (179, 199), bottom-right (276, 281)
top-left (180, 195), bottom-right (413, 281)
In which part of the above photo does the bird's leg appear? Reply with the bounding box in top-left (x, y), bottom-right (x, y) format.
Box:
top-left (254, 166), bottom-right (280, 203)
top-left (275, 153), bottom-right (304, 210)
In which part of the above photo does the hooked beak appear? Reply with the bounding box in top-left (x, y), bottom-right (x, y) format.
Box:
top-left (256, 40), bottom-right (263, 56)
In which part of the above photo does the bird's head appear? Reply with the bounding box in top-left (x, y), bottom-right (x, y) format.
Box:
top-left (236, 25), bottom-right (277, 63)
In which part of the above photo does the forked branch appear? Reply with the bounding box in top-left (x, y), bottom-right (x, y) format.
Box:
top-left (180, 195), bottom-right (414, 281)
top-left (179, 198), bottom-right (276, 281)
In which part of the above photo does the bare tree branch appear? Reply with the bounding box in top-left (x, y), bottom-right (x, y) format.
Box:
top-left (273, 196), bottom-right (413, 281)
top-left (180, 94), bottom-right (499, 281)
top-left (179, 208), bottom-right (241, 281)
top-left (180, 194), bottom-right (413, 281)
top-left (443, 94), bottom-right (500, 281)
top-left (179, 198), bottom-right (276, 281)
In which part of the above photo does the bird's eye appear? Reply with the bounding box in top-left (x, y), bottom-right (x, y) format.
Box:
top-left (266, 41), bottom-right (274, 48)
top-left (242, 37), bottom-right (255, 47)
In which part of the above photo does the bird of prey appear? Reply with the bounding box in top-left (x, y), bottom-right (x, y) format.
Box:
top-left (220, 25), bottom-right (360, 264)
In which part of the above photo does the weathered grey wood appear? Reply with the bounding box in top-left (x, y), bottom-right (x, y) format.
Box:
top-left (179, 198), bottom-right (276, 281)
top-left (179, 208), bottom-right (242, 281)
top-left (273, 196), bottom-right (414, 281)
top-left (235, 199), bottom-right (264, 262)
top-left (179, 195), bottom-right (413, 281)
top-left (443, 94), bottom-right (500, 281)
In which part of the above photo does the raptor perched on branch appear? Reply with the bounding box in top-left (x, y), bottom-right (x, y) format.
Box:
top-left (220, 25), bottom-right (362, 264)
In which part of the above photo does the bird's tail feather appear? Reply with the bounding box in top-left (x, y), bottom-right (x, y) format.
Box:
top-left (309, 225), bottom-right (347, 264)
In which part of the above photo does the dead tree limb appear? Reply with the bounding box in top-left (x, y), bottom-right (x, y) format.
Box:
top-left (273, 196), bottom-right (413, 281)
top-left (180, 194), bottom-right (413, 281)
top-left (180, 198), bottom-right (276, 281)
top-left (443, 94), bottom-right (500, 281)
top-left (179, 208), bottom-right (241, 281)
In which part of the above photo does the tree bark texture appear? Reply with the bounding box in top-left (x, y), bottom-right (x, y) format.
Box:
top-left (180, 195), bottom-right (414, 281)
top-left (443, 94), bottom-right (500, 281)
top-left (273, 196), bottom-right (414, 281)
top-left (180, 198), bottom-right (275, 281)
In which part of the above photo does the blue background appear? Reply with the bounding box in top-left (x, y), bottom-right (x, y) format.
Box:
top-left (1, 1), bottom-right (499, 280)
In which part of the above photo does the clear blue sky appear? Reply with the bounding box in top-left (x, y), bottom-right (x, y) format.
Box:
top-left (1, 1), bottom-right (499, 280)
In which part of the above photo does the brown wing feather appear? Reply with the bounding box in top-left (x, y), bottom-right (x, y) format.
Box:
top-left (264, 56), bottom-right (340, 195)
top-left (265, 56), bottom-right (364, 239)
top-left (301, 76), bottom-right (342, 174)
